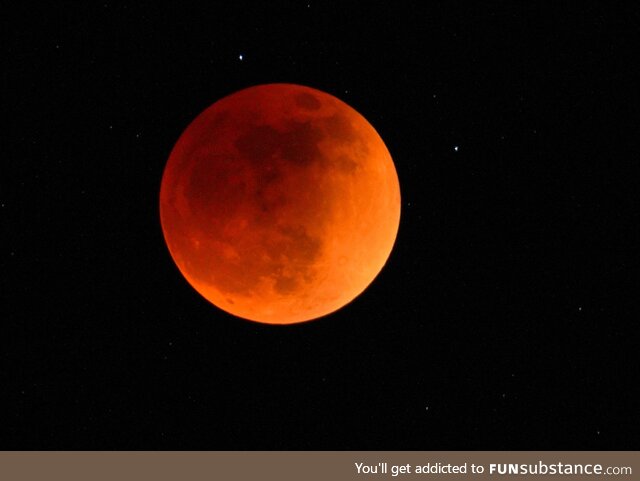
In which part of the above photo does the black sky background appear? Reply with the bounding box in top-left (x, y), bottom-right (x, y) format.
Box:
top-left (3, 2), bottom-right (639, 449)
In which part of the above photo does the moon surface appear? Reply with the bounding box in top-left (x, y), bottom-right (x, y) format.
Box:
top-left (160, 84), bottom-right (400, 324)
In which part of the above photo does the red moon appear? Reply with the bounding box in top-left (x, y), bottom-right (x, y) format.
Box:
top-left (160, 84), bottom-right (400, 324)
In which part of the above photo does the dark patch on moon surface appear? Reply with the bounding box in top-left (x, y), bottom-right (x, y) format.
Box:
top-left (295, 92), bottom-right (322, 110)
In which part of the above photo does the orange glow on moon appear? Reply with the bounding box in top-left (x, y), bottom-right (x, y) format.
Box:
top-left (160, 84), bottom-right (400, 324)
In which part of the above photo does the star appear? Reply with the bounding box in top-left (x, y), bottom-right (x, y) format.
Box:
top-left (238, 54), bottom-right (244, 61)
top-left (453, 145), bottom-right (459, 152)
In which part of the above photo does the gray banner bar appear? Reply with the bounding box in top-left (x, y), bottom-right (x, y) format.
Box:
top-left (1, 452), bottom-right (637, 481)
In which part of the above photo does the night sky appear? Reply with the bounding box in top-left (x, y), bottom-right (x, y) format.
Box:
top-left (4, 2), bottom-right (639, 449)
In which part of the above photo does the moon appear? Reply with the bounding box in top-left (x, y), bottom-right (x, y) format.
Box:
top-left (160, 84), bottom-right (400, 324)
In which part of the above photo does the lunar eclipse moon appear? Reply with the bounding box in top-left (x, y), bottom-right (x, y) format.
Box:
top-left (160, 84), bottom-right (400, 324)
